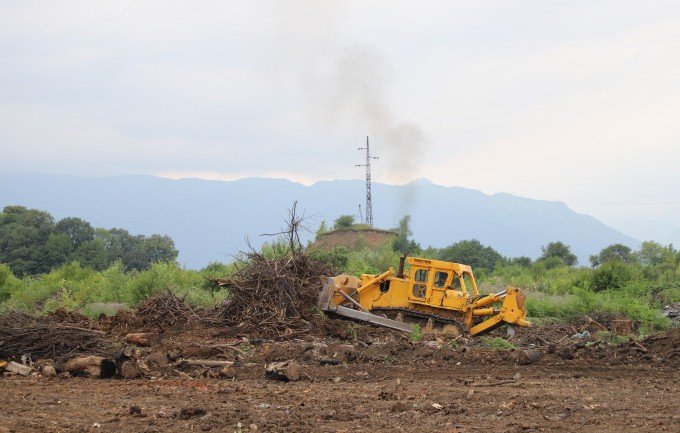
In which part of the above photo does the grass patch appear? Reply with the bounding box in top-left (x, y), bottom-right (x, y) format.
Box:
top-left (81, 302), bottom-right (128, 318)
top-left (525, 287), bottom-right (669, 330)
top-left (481, 336), bottom-right (516, 350)
top-left (592, 330), bottom-right (629, 346)
top-left (346, 323), bottom-right (357, 340)
top-left (410, 324), bottom-right (423, 342)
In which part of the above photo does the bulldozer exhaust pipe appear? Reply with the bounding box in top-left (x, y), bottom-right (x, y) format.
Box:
top-left (396, 254), bottom-right (407, 278)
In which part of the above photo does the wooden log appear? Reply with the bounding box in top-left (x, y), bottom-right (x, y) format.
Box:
top-left (5, 361), bottom-right (34, 376)
top-left (146, 351), bottom-right (170, 369)
top-left (631, 341), bottom-right (648, 353)
top-left (120, 361), bottom-right (142, 379)
top-left (265, 360), bottom-right (301, 382)
top-left (515, 349), bottom-right (542, 365)
top-left (179, 359), bottom-right (234, 367)
top-left (63, 356), bottom-right (116, 378)
top-left (124, 332), bottom-right (161, 347)
top-left (471, 379), bottom-right (517, 387)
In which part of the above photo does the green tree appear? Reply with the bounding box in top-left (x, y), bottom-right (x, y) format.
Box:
top-left (72, 238), bottom-right (108, 270)
top-left (44, 233), bottom-right (72, 266)
top-left (54, 217), bottom-right (95, 248)
top-left (96, 228), bottom-right (177, 271)
top-left (510, 256), bottom-right (533, 268)
top-left (590, 243), bottom-right (633, 267)
top-left (538, 242), bottom-right (577, 267)
top-left (391, 215), bottom-right (421, 254)
top-left (0, 206), bottom-right (180, 275)
top-left (0, 205), bottom-right (55, 275)
top-left (436, 239), bottom-right (502, 271)
top-left (142, 234), bottom-right (178, 265)
top-left (97, 228), bottom-right (140, 268)
top-left (636, 241), bottom-right (676, 266)
top-left (333, 215), bottom-right (355, 230)
top-left (316, 220), bottom-right (329, 237)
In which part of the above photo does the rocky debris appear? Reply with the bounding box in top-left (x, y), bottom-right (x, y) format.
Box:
top-left (662, 302), bottom-right (680, 321)
top-left (379, 379), bottom-right (405, 401)
top-left (41, 365), bottom-right (57, 377)
top-left (514, 348), bottom-right (542, 365)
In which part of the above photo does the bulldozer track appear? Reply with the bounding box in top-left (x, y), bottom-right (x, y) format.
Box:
top-left (371, 307), bottom-right (467, 335)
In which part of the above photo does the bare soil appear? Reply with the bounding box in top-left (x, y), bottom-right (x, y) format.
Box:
top-left (1, 318), bottom-right (678, 433)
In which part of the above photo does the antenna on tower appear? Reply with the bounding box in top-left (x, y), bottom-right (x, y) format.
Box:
top-left (356, 136), bottom-right (378, 227)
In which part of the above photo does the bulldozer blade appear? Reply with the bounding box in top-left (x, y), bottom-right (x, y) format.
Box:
top-left (317, 277), bottom-right (337, 310)
top-left (318, 277), bottom-right (413, 333)
top-left (328, 305), bottom-right (414, 333)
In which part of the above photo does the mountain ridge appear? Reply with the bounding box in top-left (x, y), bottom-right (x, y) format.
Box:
top-left (0, 172), bottom-right (639, 268)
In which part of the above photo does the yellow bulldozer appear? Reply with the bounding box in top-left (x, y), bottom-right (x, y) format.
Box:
top-left (318, 256), bottom-right (531, 336)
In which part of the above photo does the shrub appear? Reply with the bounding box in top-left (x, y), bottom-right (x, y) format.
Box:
top-left (308, 247), bottom-right (349, 271)
top-left (591, 261), bottom-right (638, 291)
top-left (128, 262), bottom-right (204, 304)
top-left (0, 263), bottom-right (22, 302)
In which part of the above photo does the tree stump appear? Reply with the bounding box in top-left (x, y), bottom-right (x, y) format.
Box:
top-left (120, 361), bottom-right (142, 379)
top-left (515, 349), bottom-right (542, 365)
top-left (265, 361), bottom-right (301, 381)
top-left (612, 320), bottom-right (632, 335)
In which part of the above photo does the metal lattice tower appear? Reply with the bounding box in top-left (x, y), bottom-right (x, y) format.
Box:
top-left (356, 136), bottom-right (378, 226)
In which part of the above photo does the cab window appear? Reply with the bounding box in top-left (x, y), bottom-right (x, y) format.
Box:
top-left (434, 271), bottom-right (448, 288)
top-left (451, 274), bottom-right (462, 290)
top-left (462, 272), bottom-right (476, 293)
top-left (412, 269), bottom-right (428, 298)
top-left (414, 269), bottom-right (428, 282)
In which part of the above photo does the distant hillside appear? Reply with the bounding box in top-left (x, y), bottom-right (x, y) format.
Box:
top-left (0, 173), bottom-right (639, 268)
top-left (313, 228), bottom-right (397, 251)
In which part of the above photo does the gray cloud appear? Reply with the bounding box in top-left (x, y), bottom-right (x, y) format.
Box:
top-left (0, 1), bottom-right (679, 240)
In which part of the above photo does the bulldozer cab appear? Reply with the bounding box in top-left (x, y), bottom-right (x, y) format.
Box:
top-left (406, 258), bottom-right (480, 303)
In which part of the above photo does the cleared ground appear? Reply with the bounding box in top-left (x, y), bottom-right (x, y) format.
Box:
top-left (2, 321), bottom-right (678, 433)
top-left (1, 361), bottom-right (678, 433)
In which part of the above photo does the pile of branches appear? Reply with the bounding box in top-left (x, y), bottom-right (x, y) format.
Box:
top-left (136, 291), bottom-right (200, 328)
top-left (211, 202), bottom-right (335, 337)
top-left (0, 310), bottom-right (110, 362)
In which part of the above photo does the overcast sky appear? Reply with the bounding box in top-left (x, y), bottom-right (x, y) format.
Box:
top-left (1, 1), bottom-right (679, 242)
